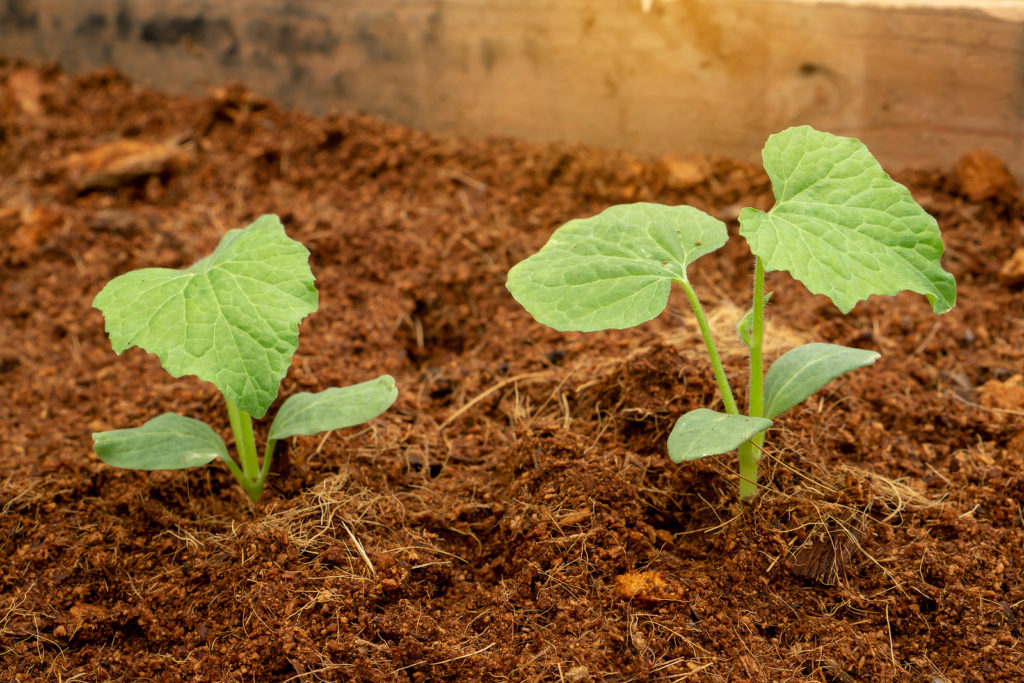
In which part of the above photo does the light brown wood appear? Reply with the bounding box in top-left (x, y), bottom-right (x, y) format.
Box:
top-left (2, 1), bottom-right (1021, 176)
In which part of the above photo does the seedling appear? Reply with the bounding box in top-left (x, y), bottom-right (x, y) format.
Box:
top-left (92, 215), bottom-right (398, 504)
top-left (507, 126), bottom-right (955, 500)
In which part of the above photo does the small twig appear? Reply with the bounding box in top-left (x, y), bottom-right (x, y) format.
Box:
top-left (762, 448), bottom-right (839, 495)
top-left (280, 663), bottom-right (351, 683)
top-left (440, 167), bottom-right (488, 192)
top-left (340, 521), bottom-right (376, 578)
top-left (676, 511), bottom-right (742, 536)
top-left (392, 642), bottom-right (495, 673)
top-left (528, 366), bottom-right (579, 422)
top-left (439, 371), bottom-right (551, 430)
top-left (911, 320), bottom-right (942, 356)
top-left (884, 604), bottom-right (900, 673)
top-left (958, 503), bottom-right (980, 519)
top-left (947, 391), bottom-right (1024, 418)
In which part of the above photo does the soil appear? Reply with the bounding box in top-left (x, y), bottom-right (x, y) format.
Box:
top-left (1, 59), bottom-right (1023, 682)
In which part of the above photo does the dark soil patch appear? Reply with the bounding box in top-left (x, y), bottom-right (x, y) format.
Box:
top-left (2, 60), bottom-right (1023, 681)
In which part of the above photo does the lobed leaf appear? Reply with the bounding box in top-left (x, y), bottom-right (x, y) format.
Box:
top-left (93, 412), bottom-right (228, 470)
top-left (667, 409), bottom-right (772, 463)
top-left (763, 343), bottom-right (880, 418)
top-left (506, 203), bottom-right (727, 331)
top-left (268, 375), bottom-right (399, 441)
top-left (93, 215), bottom-right (318, 419)
top-left (739, 126), bottom-right (956, 315)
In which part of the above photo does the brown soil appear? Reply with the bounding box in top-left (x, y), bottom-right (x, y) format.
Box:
top-left (2, 60), bottom-right (1023, 682)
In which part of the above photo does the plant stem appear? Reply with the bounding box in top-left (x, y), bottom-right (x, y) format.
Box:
top-left (225, 396), bottom-right (264, 504)
top-left (736, 443), bottom-right (760, 499)
top-left (737, 257), bottom-right (768, 500)
top-left (679, 281), bottom-right (739, 416)
top-left (748, 257), bottom-right (766, 420)
top-left (260, 438), bottom-right (278, 482)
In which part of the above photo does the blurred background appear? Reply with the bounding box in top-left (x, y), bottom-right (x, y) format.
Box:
top-left (2, 0), bottom-right (1022, 177)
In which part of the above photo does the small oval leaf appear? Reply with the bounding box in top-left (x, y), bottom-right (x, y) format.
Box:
top-left (506, 203), bottom-right (728, 331)
top-left (93, 412), bottom-right (228, 470)
top-left (667, 409), bottom-right (772, 463)
top-left (739, 126), bottom-right (956, 315)
top-left (268, 375), bottom-right (399, 441)
top-left (763, 343), bottom-right (881, 418)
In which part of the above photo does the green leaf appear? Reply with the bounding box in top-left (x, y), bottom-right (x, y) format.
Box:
top-left (93, 215), bottom-right (318, 419)
top-left (506, 203), bottom-right (727, 331)
top-left (763, 343), bottom-right (880, 418)
top-left (93, 412), bottom-right (228, 470)
top-left (268, 375), bottom-right (399, 441)
top-left (739, 126), bottom-right (956, 315)
top-left (667, 409), bottom-right (772, 463)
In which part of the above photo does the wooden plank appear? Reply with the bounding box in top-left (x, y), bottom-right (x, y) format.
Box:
top-left (2, 0), bottom-right (1022, 176)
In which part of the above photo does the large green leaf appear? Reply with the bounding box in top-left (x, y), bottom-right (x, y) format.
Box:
top-left (506, 203), bottom-right (727, 331)
top-left (93, 412), bottom-right (228, 470)
top-left (667, 409), bottom-right (772, 463)
top-left (739, 126), bottom-right (956, 315)
top-left (93, 215), bottom-right (318, 419)
top-left (268, 375), bottom-right (399, 441)
top-left (763, 343), bottom-right (880, 418)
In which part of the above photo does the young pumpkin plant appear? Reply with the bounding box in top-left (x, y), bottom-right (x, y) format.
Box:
top-left (506, 126), bottom-right (956, 500)
top-left (92, 215), bottom-right (398, 505)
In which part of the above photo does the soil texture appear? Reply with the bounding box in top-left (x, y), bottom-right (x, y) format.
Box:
top-left (2, 61), bottom-right (1023, 681)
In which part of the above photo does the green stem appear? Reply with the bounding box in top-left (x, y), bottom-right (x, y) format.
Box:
top-left (216, 446), bottom-right (248, 486)
top-left (679, 281), bottom-right (739, 416)
top-left (260, 438), bottom-right (278, 482)
top-left (748, 257), bottom-right (766, 420)
top-left (738, 257), bottom-right (768, 500)
top-left (225, 396), bottom-right (264, 504)
top-left (737, 443), bottom-right (760, 499)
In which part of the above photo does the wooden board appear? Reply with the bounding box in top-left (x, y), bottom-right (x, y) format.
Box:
top-left (2, 0), bottom-right (1022, 176)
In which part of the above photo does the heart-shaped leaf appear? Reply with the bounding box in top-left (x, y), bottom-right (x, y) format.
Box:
top-left (269, 375), bottom-right (399, 442)
top-left (93, 215), bottom-right (318, 419)
top-left (667, 409), bottom-right (772, 463)
top-left (763, 343), bottom-right (880, 418)
top-left (93, 412), bottom-right (228, 470)
top-left (739, 126), bottom-right (956, 315)
top-left (506, 203), bottom-right (727, 331)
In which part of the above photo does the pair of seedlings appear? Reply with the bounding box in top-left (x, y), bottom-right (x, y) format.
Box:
top-left (95, 127), bottom-right (955, 504)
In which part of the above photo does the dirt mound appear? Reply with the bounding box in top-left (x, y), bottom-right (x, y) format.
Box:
top-left (2, 59), bottom-right (1022, 681)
